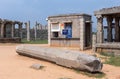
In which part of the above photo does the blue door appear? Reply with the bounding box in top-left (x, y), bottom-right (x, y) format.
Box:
top-left (66, 26), bottom-right (72, 38)
top-left (65, 23), bottom-right (72, 38)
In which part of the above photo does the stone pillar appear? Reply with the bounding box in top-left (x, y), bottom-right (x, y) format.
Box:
top-left (115, 17), bottom-right (119, 42)
top-left (90, 22), bottom-right (92, 47)
top-left (1, 23), bottom-right (4, 38)
top-left (92, 34), bottom-right (97, 52)
top-left (96, 15), bottom-right (103, 43)
top-left (18, 25), bottom-right (20, 37)
top-left (11, 23), bottom-right (15, 38)
top-left (0, 24), bottom-right (1, 37)
top-left (80, 18), bottom-right (85, 50)
top-left (107, 17), bottom-right (113, 42)
top-left (26, 21), bottom-right (30, 41)
top-left (19, 23), bottom-right (22, 39)
top-left (48, 20), bottom-right (51, 45)
top-left (119, 22), bottom-right (120, 42)
top-left (34, 22), bottom-right (37, 40)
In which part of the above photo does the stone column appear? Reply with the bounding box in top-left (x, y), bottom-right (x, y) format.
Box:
top-left (107, 16), bottom-right (113, 42)
top-left (119, 21), bottom-right (120, 42)
top-left (96, 15), bottom-right (103, 43)
top-left (19, 23), bottom-right (23, 39)
top-left (34, 22), bottom-right (37, 40)
top-left (90, 22), bottom-right (92, 47)
top-left (48, 20), bottom-right (51, 45)
top-left (17, 24), bottom-right (20, 37)
top-left (0, 24), bottom-right (1, 37)
top-left (11, 23), bottom-right (15, 38)
top-left (80, 18), bottom-right (85, 50)
top-left (26, 21), bottom-right (30, 41)
top-left (1, 22), bottom-right (4, 38)
top-left (92, 34), bottom-right (97, 52)
top-left (115, 17), bottom-right (119, 42)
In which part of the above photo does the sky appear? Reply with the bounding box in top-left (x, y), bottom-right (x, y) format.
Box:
top-left (0, 0), bottom-right (120, 31)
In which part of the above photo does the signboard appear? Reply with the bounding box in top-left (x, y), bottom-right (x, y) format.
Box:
top-left (51, 23), bottom-right (60, 32)
top-left (62, 29), bottom-right (68, 35)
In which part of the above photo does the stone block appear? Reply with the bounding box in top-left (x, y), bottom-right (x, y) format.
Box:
top-left (16, 45), bottom-right (103, 72)
top-left (30, 64), bottom-right (44, 70)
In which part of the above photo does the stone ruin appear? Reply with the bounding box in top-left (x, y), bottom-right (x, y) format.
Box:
top-left (93, 6), bottom-right (120, 55)
top-left (0, 19), bottom-right (23, 43)
top-left (0, 19), bottom-right (48, 43)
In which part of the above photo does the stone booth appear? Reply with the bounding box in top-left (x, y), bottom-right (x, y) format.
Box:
top-left (47, 13), bottom-right (92, 50)
top-left (0, 19), bottom-right (23, 43)
top-left (94, 6), bottom-right (120, 55)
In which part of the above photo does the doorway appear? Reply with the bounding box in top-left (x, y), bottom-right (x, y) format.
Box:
top-left (85, 23), bottom-right (91, 47)
top-left (64, 22), bottom-right (72, 38)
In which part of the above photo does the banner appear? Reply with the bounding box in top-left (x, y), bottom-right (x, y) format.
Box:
top-left (60, 23), bottom-right (64, 34)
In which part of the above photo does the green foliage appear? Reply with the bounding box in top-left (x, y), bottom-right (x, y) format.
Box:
top-left (21, 39), bottom-right (48, 44)
top-left (100, 52), bottom-right (120, 66)
top-left (100, 52), bottom-right (115, 57)
top-left (74, 69), bottom-right (105, 78)
top-left (105, 56), bottom-right (120, 66)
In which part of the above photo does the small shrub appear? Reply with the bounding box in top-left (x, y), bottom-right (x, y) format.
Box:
top-left (21, 39), bottom-right (48, 44)
top-left (105, 56), bottom-right (120, 66)
top-left (74, 69), bottom-right (105, 78)
top-left (100, 52), bottom-right (115, 57)
top-left (100, 52), bottom-right (120, 67)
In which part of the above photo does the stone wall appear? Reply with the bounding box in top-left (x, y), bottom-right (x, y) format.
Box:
top-left (15, 29), bottom-right (48, 40)
top-left (51, 38), bottom-right (80, 47)
top-left (95, 43), bottom-right (120, 56)
top-left (0, 38), bottom-right (21, 43)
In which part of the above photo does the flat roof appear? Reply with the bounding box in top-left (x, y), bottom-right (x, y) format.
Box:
top-left (48, 13), bottom-right (91, 18)
top-left (0, 19), bottom-right (22, 23)
top-left (94, 6), bottom-right (120, 15)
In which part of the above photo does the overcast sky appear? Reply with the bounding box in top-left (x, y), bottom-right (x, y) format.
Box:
top-left (0, 0), bottom-right (120, 31)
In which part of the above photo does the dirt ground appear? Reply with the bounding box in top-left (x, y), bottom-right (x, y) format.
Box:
top-left (0, 44), bottom-right (120, 79)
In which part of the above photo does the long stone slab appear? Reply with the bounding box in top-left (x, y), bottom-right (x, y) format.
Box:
top-left (16, 45), bottom-right (103, 72)
top-left (95, 43), bottom-right (120, 49)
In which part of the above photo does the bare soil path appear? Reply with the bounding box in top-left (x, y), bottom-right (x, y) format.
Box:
top-left (0, 44), bottom-right (120, 79)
